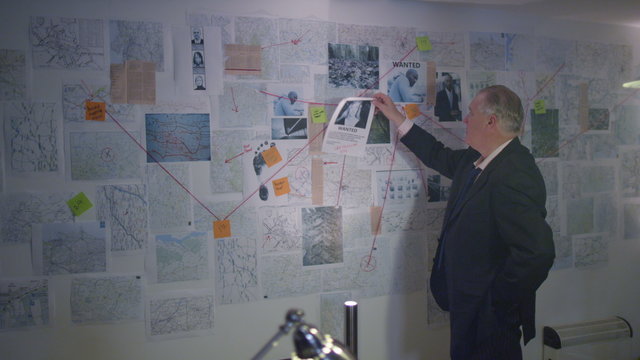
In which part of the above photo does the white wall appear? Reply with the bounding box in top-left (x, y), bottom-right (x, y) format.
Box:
top-left (1, 0), bottom-right (640, 359)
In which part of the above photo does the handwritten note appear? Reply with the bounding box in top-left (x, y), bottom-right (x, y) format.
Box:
top-left (272, 177), bottom-right (291, 197)
top-left (534, 99), bottom-right (546, 115)
top-left (67, 192), bottom-right (93, 216)
top-left (261, 146), bottom-right (283, 167)
top-left (416, 36), bottom-right (432, 51)
top-left (213, 219), bottom-right (231, 238)
top-left (404, 104), bottom-right (420, 120)
top-left (85, 101), bottom-right (106, 121)
top-left (310, 106), bottom-right (327, 123)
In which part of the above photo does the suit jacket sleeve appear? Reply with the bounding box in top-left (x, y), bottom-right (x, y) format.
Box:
top-left (400, 123), bottom-right (473, 179)
top-left (490, 153), bottom-right (555, 304)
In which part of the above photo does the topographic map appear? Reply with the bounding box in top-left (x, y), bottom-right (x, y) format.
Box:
top-left (36, 221), bottom-right (107, 275)
top-left (148, 291), bottom-right (214, 339)
top-left (338, 24), bottom-right (417, 63)
top-left (4, 102), bottom-right (58, 174)
top-left (0, 192), bottom-right (73, 244)
top-left (29, 16), bottom-right (104, 70)
top-left (259, 206), bottom-right (302, 254)
top-left (418, 31), bottom-right (465, 67)
top-left (216, 236), bottom-right (258, 305)
top-left (145, 113), bottom-right (211, 162)
top-left (302, 206), bottom-right (343, 266)
top-left (70, 275), bottom-right (142, 324)
top-left (261, 252), bottom-right (322, 299)
top-left (323, 155), bottom-right (372, 208)
top-left (62, 83), bottom-right (135, 123)
top-left (110, 19), bottom-right (164, 71)
top-left (68, 130), bottom-right (141, 181)
top-left (147, 163), bottom-right (192, 232)
top-left (0, 49), bottom-right (26, 100)
top-left (154, 231), bottom-right (210, 283)
top-left (278, 18), bottom-right (337, 65)
top-left (470, 32), bottom-right (505, 71)
top-left (504, 33), bottom-right (534, 71)
top-left (210, 129), bottom-right (255, 194)
top-left (218, 82), bottom-right (269, 128)
top-left (235, 17), bottom-right (279, 80)
top-left (0, 278), bottom-right (49, 330)
top-left (96, 184), bottom-right (148, 252)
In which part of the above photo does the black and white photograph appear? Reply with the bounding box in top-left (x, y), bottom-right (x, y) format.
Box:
top-left (328, 43), bottom-right (379, 89)
top-left (322, 97), bottom-right (375, 157)
top-left (386, 62), bottom-right (426, 103)
top-left (271, 117), bottom-right (308, 140)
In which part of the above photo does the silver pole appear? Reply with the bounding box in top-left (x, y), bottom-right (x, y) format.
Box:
top-left (344, 300), bottom-right (358, 358)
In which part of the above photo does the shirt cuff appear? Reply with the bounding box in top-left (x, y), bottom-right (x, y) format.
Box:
top-left (397, 118), bottom-right (413, 138)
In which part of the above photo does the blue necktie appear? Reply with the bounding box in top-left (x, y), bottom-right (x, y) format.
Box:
top-left (436, 166), bottom-right (481, 269)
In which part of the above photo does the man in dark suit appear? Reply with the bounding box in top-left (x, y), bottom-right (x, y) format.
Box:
top-left (373, 85), bottom-right (554, 359)
top-left (434, 73), bottom-right (461, 121)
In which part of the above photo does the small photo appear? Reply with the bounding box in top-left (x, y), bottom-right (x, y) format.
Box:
top-left (434, 72), bottom-right (462, 122)
top-left (334, 99), bottom-right (372, 129)
top-left (191, 27), bottom-right (204, 45)
top-left (193, 51), bottom-right (205, 69)
top-left (271, 89), bottom-right (305, 117)
top-left (328, 43), bottom-right (379, 89)
top-left (271, 118), bottom-right (308, 140)
top-left (193, 75), bottom-right (206, 91)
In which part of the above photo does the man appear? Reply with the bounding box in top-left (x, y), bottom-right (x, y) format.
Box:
top-left (191, 27), bottom-right (204, 44)
top-left (334, 100), bottom-right (370, 129)
top-left (434, 73), bottom-right (461, 121)
top-left (388, 68), bottom-right (422, 103)
top-left (373, 85), bottom-right (554, 359)
top-left (274, 91), bottom-right (301, 116)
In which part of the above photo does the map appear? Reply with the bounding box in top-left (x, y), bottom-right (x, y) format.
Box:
top-left (145, 113), bottom-right (211, 162)
top-left (110, 19), bottom-right (164, 71)
top-left (259, 206), bottom-right (302, 254)
top-left (210, 129), bottom-right (255, 194)
top-left (30, 16), bottom-right (104, 70)
top-left (0, 192), bottom-right (73, 244)
top-left (36, 221), bottom-right (107, 275)
top-left (278, 18), bottom-right (337, 65)
top-left (418, 31), bottom-right (465, 67)
top-left (235, 16), bottom-right (279, 80)
top-left (62, 83), bottom-right (135, 123)
top-left (70, 275), bottom-right (142, 324)
top-left (216, 236), bottom-right (258, 305)
top-left (68, 130), bottom-right (142, 181)
top-left (0, 49), bottom-right (26, 100)
top-left (147, 163), bottom-right (192, 231)
top-left (4, 102), bottom-right (58, 174)
top-left (154, 231), bottom-right (210, 283)
top-left (148, 291), bottom-right (214, 339)
top-left (0, 278), bottom-right (49, 330)
top-left (469, 32), bottom-right (505, 71)
top-left (96, 184), bottom-right (148, 252)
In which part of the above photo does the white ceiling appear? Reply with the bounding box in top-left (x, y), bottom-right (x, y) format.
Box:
top-left (412, 0), bottom-right (640, 27)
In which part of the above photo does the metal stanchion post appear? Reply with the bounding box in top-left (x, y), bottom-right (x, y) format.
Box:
top-left (344, 300), bottom-right (358, 358)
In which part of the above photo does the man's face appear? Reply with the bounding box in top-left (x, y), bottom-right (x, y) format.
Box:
top-left (444, 75), bottom-right (453, 90)
top-left (463, 93), bottom-right (490, 149)
top-left (408, 72), bottom-right (418, 86)
top-left (289, 94), bottom-right (297, 104)
top-left (193, 29), bottom-right (201, 41)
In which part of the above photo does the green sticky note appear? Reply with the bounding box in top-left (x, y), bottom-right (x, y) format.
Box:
top-left (534, 99), bottom-right (546, 115)
top-left (416, 36), bottom-right (432, 51)
top-left (67, 192), bottom-right (93, 216)
top-left (310, 106), bottom-right (327, 123)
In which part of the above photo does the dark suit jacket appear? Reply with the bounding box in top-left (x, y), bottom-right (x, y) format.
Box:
top-left (401, 124), bottom-right (554, 359)
top-left (434, 89), bottom-right (460, 121)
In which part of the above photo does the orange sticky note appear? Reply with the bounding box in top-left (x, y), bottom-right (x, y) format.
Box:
top-left (404, 104), bottom-right (420, 119)
top-left (213, 219), bottom-right (231, 238)
top-left (85, 101), bottom-right (106, 121)
top-left (261, 146), bottom-right (282, 167)
top-left (272, 177), bottom-right (291, 197)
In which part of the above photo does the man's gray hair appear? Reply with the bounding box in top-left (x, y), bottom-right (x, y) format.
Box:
top-left (477, 85), bottom-right (524, 135)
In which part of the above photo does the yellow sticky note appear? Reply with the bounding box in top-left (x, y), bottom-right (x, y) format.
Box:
top-left (310, 107), bottom-right (327, 123)
top-left (534, 99), bottom-right (546, 115)
top-left (261, 146), bottom-right (282, 168)
top-left (67, 192), bottom-right (93, 216)
top-left (213, 219), bottom-right (231, 238)
top-left (272, 177), bottom-right (291, 197)
top-left (85, 101), bottom-right (106, 121)
top-left (416, 36), bottom-right (432, 51)
top-left (404, 104), bottom-right (420, 120)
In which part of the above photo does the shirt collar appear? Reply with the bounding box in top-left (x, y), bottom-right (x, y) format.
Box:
top-left (474, 138), bottom-right (514, 170)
